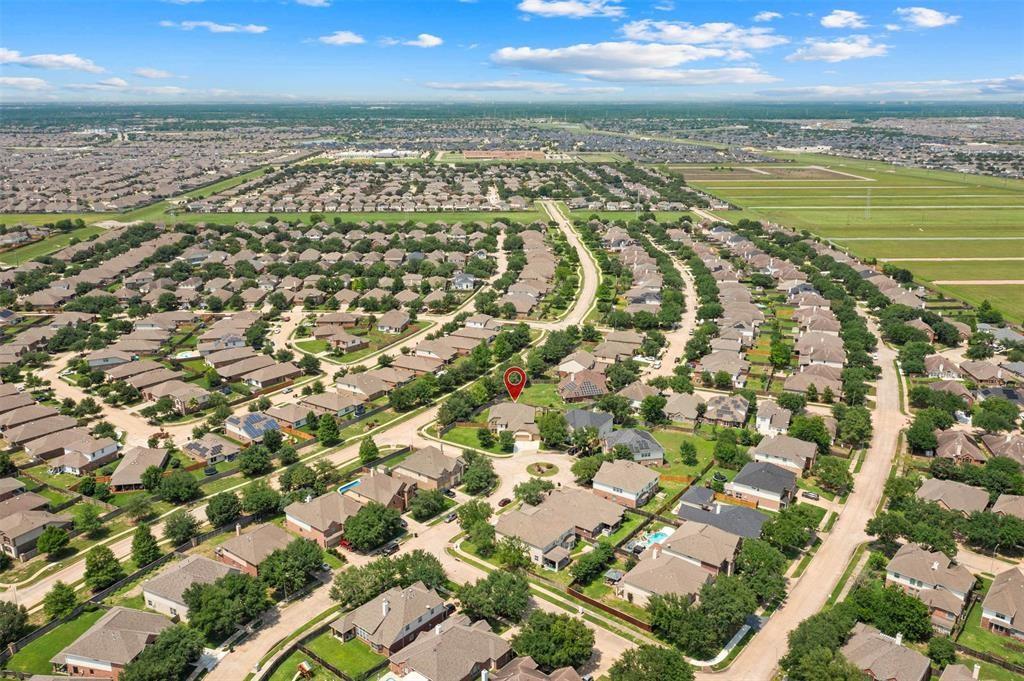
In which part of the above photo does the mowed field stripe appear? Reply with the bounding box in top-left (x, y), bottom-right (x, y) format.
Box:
top-left (877, 257), bottom-right (1024, 262)
top-left (744, 205), bottom-right (1024, 209)
top-left (932, 280), bottom-right (1024, 285)
top-left (834, 236), bottom-right (1024, 241)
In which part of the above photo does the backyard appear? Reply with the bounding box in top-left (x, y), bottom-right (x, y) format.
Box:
top-left (5, 607), bottom-right (106, 674)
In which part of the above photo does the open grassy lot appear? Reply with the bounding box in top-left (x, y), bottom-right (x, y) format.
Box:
top-left (936, 284), bottom-right (1024, 323)
top-left (958, 581), bottom-right (1024, 667)
top-left (652, 429), bottom-right (715, 479)
top-left (518, 381), bottom-right (566, 409)
top-left (679, 153), bottom-right (1024, 323)
top-left (305, 633), bottom-right (385, 678)
top-left (268, 650), bottom-right (340, 681)
top-left (6, 607), bottom-right (106, 674)
top-left (0, 225), bottom-right (107, 265)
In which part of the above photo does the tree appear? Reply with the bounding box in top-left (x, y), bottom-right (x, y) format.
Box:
top-left (239, 446), bottom-right (273, 477)
top-left (75, 503), bottom-right (105, 538)
top-left (537, 411), bottom-right (569, 449)
top-left (498, 430), bottom-right (515, 453)
top-left (906, 412), bottom-right (939, 453)
top-left (43, 581), bottom-right (78, 620)
top-left (514, 477), bottom-right (554, 505)
top-left (159, 470), bottom-right (201, 503)
top-left (206, 492), bottom-right (242, 528)
top-left (713, 430), bottom-right (748, 470)
top-left (698, 576), bottom-right (757, 643)
top-left (359, 437), bottom-right (380, 464)
top-left (928, 636), bottom-right (956, 667)
top-left (763, 505), bottom-right (818, 554)
top-left (640, 395), bottom-right (667, 425)
top-left (813, 456), bottom-right (855, 496)
top-left (131, 524), bottom-right (161, 567)
top-left (84, 545), bottom-right (125, 591)
top-left (609, 645), bottom-right (694, 681)
top-left (317, 413), bottom-right (340, 445)
top-left (780, 605), bottom-right (857, 681)
top-left (344, 502), bottom-right (403, 552)
top-left (299, 353), bottom-right (321, 375)
top-left (242, 481), bottom-right (281, 518)
top-left (973, 397), bottom-right (1020, 433)
top-left (512, 610), bottom-right (594, 671)
top-left (141, 465), bottom-right (163, 491)
top-left (120, 624), bottom-right (204, 681)
top-left (184, 573), bottom-right (272, 641)
top-left (495, 536), bottom-right (531, 571)
top-left (463, 452), bottom-right (497, 495)
top-left (36, 525), bottom-right (70, 558)
top-left (789, 415), bottom-right (833, 456)
top-left (569, 542), bottom-right (614, 585)
top-left (163, 509), bottom-right (200, 546)
top-left (476, 427), bottom-right (495, 449)
top-left (409, 489), bottom-right (448, 521)
top-left (0, 452), bottom-right (17, 477)
top-left (679, 440), bottom-right (698, 466)
top-left (0, 601), bottom-right (29, 648)
top-left (736, 539), bottom-right (787, 606)
top-left (262, 428), bottom-right (283, 453)
top-left (571, 455), bottom-right (605, 485)
top-left (261, 538), bottom-right (323, 597)
top-left (847, 580), bottom-right (932, 643)
top-left (458, 570), bottom-right (530, 623)
top-left (124, 494), bottom-right (154, 522)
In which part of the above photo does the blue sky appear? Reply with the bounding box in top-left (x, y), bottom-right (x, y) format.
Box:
top-left (1, 0), bottom-right (1021, 102)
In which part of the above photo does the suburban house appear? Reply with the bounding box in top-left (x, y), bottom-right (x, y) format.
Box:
top-left (935, 431), bottom-right (986, 465)
top-left (660, 521), bottom-right (742, 575)
top-left (885, 543), bottom-right (975, 634)
top-left (215, 523), bottom-right (294, 577)
top-left (981, 565), bottom-right (1024, 640)
top-left (265, 403), bottom-right (310, 429)
top-left (924, 355), bottom-right (962, 380)
top-left (602, 428), bottom-right (665, 465)
top-left (299, 391), bottom-right (365, 419)
top-left (50, 607), bottom-right (173, 680)
top-left (840, 623), bottom-right (931, 681)
top-left (703, 394), bottom-right (749, 428)
top-left (391, 446), bottom-right (465, 491)
top-left (183, 433), bottom-right (241, 465)
top-left (387, 615), bottom-right (513, 681)
top-left (0, 509), bottom-right (73, 560)
top-left (617, 547), bottom-right (713, 608)
top-left (564, 409), bottom-right (613, 439)
top-left (377, 310), bottom-right (411, 334)
top-left (493, 657), bottom-right (583, 681)
top-left (664, 392), bottom-right (705, 424)
top-left (750, 434), bottom-right (817, 472)
top-left (109, 446), bottom-right (168, 493)
top-left (915, 478), bottom-right (989, 515)
top-left (592, 459), bottom-right (659, 508)
top-left (755, 401), bottom-right (791, 437)
top-left (225, 412), bottom-right (280, 444)
top-left (495, 490), bottom-right (624, 571)
top-left (284, 491), bottom-right (364, 548)
top-left (676, 488), bottom-right (769, 539)
top-left (557, 370), bottom-right (608, 403)
top-left (45, 435), bottom-right (119, 477)
top-left (724, 461), bottom-right (797, 511)
top-left (992, 494), bottom-right (1024, 520)
top-left (345, 471), bottom-right (416, 511)
top-left (142, 555), bottom-right (238, 620)
top-left (487, 402), bottom-right (539, 442)
top-left (330, 582), bottom-right (448, 655)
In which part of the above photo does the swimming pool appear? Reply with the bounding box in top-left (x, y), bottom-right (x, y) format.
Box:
top-left (639, 527), bottom-right (672, 548)
top-left (338, 479), bottom-right (361, 493)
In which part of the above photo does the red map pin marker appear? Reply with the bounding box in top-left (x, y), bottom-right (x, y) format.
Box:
top-left (503, 366), bottom-right (527, 402)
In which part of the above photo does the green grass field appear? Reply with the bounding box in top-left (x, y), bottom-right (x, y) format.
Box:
top-left (304, 634), bottom-right (385, 678)
top-left (6, 607), bottom-right (106, 674)
top-left (680, 153), bottom-right (1024, 323)
top-left (569, 210), bottom-right (694, 223)
top-left (0, 225), bottom-right (107, 265)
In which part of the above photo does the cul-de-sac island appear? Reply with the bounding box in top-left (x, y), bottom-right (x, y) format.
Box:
top-left (1, 2), bottom-right (1023, 681)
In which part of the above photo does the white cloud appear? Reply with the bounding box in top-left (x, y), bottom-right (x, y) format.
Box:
top-left (68, 77), bottom-right (129, 91)
top-left (759, 75), bottom-right (1024, 99)
top-left (296, 0), bottom-right (330, 6)
top-left (134, 67), bottom-right (176, 79)
top-left (885, 23), bottom-right (902, 31)
top-left (655, 2), bottom-right (675, 11)
top-left (165, 0), bottom-right (206, 4)
top-left (404, 33), bottom-right (443, 48)
top-left (423, 79), bottom-right (622, 94)
top-left (159, 20), bottom-right (268, 34)
top-left (0, 76), bottom-right (51, 91)
top-left (895, 7), bottom-right (960, 28)
top-left (753, 11), bottom-right (782, 22)
top-left (318, 31), bottom-right (365, 45)
top-left (786, 35), bottom-right (888, 62)
top-left (0, 48), bottom-right (103, 73)
top-left (621, 20), bottom-right (789, 49)
top-left (820, 9), bottom-right (868, 29)
top-left (491, 41), bottom-right (777, 84)
top-left (517, 0), bottom-right (625, 19)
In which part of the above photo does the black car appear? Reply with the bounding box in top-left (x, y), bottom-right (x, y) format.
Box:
top-left (443, 489), bottom-right (456, 499)
top-left (381, 542), bottom-right (400, 556)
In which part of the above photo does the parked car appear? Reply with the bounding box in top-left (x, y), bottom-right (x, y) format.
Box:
top-left (444, 512), bottom-right (457, 523)
top-left (801, 491), bottom-right (820, 500)
top-left (497, 498), bottom-right (512, 507)
top-left (339, 538), bottom-right (352, 550)
top-left (399, 519), bottom-right (408, 529)
top-left (381, 542), bottom-right (399, 556)
top-left (443, 489), bottom-right (456, 499)
top-left (203, 465), bottom-right (217, 476)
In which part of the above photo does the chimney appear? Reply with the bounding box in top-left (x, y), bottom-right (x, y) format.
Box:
top-left (652, 546), bottom-right (660, 560)
top-left (894, 632), bottom-right (903, 646)
top-left (931, 561), bottom-right (940, 571)
top-left (235, 522), bottom-right (241, 536)
top-left (435, 624), bottom-right (442, 635)
top-left (714, 504), bottom-right (722, 515)
top-left (382, 598), bottom-right (390, 617)
top-left (972, 664), bottom-right (980, 679)
top-left (480, 670), bottom-right (489, 681)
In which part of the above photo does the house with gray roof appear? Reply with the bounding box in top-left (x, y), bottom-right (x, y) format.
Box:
top-left (392, 446), bottom-right (465, 491)
top-left (592, 459), bottom-right (659, 508)
top-left (676, 496), bottom-right (769, 540)
top-left (50, 607), bottom-right (173, 679)
top-left (387, 615), bottom-right (513, 681)
top-left (142, 555), bottom-right (237, 620)
top-left (618, 546), bottom-right (713, 609)
top-left (725, 461), bottom-right (797, 511)
top-left (215, 522), bottom-right (294, 577)
top-left (602, 428), bottom-right (664, 465)
top-left (841, 623), bottom-right (931, 681)
top-left (285, 491), bottom-right (364, 548)
top-left (751, 434), bottom-right (817, 472)
top-left (331, 582), bottom-right (448, 655)
top-left (183, 433), bottom-right (240, 465)
top-left (886, 542), bottom-right (975, 633)
top-left (916, 478), bottom-right (989, 515)
top-left (109, 446), bottom-right (168, 492)
top-left (564, 409), bottom-right (613, 439)
top-left (982, 565), bottom-right (1024, 639)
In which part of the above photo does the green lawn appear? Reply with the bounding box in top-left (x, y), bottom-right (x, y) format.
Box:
top-left (652, 429), bottom-right (715, 479)
top-left (958, 584), bottom-right (1024, 667)
top-left (305, 633), bottom-right (385, 678)
top-left (518, 381), bottom-right (565, 409)
top-left (0, 225), bottom-right (107, 265)
top-left (442, 424), bottom-right (507, 455)
top-left (297, 339), bottom-right (330, 354)
top-left (932, 284), bottom-right (1024, 324)
top-left (6, 607), bottom-right (106, 674)
top-left (268, 650), bottom-right (340, 681)
top-left (603, 512), bottom-right (647, 546)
